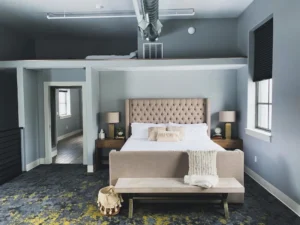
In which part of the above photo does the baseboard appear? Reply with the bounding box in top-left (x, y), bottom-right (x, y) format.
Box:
top-left (57, 129), bottom-right (82, 141)
top-left (87, 165), bottom-right (94, 173)
top-left (26, 159), bottom-right (40, 171)
top-left (245, 166), bottom-right (300, 217)
top-left (26, 158), bottom-right (46, 171)
top-left (51, 149), bottom-right (57, 157)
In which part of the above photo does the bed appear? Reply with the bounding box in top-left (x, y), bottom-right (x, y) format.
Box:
top-left (109, 98), bottom-right (244, 203)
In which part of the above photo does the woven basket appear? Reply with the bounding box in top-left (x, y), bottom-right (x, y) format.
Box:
top-left (97, 186), bottom-right (123, 216)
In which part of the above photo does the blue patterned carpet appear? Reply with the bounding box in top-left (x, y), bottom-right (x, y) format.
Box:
top-left (0, 165), bottom-right (299, 225)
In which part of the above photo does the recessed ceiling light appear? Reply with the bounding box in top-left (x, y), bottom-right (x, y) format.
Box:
top-left (188, 27), bottom-right (196, 35)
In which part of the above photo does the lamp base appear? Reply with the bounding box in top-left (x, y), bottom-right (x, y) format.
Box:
top-left (225, 123), bottom-right (232, 139)
top-left (108, 124), bottom-right (115, 139)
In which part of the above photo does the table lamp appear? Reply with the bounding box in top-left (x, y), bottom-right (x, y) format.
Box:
top-left (106, 112), bottom-right (120, 139)
top-left (219, 111), bottom-right (236, 139)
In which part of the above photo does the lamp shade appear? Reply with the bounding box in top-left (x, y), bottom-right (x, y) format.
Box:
top-left (106, 112), bottom-right (120, 124)
top-left (219, 111), bottom-right (236, 123)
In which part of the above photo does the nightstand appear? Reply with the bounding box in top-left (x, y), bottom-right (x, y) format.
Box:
top-left (95, 139), bottom-right (125, 169)
top-left (212, 138), bottom-right (243, 150)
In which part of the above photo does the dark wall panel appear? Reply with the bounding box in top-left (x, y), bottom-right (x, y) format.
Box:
top-left (0, 70), bottom-right (19, 130)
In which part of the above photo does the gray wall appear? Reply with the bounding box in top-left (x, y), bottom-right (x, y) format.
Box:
top-left (56, 88), bottom-right (82, 137)
top-left (23, 69), bottom-right (39, 165)
top-left (37, 69), bottom-right (86, 160)
top-left (35, 38), bottom-right (137, 59)
top-left (0, 25), bottom-right (35, 60)
top-left (138, 19), bottom-right (240, 59)
top-left (237, 0), bottom-right (300, 204)
top-left (98, 70), bottom-right (238, 136)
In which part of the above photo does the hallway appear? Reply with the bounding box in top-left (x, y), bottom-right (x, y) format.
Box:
top-left (53, 133), bottom-right (83, 164)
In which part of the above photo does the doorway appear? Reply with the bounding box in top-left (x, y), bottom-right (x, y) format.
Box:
top-left (50, 87), bottom-right (83, 164)
top-left (44, 82), bottom-right (87, 165)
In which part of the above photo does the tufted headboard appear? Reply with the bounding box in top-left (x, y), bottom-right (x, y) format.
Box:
top-left (125, 98), bottom-right (211, 138)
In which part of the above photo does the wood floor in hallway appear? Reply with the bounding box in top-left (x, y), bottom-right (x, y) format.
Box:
top-left (53, 133), bottom-right (83, 164)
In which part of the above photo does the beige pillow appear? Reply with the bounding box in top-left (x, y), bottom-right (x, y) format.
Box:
top-left (167, 126), bottom-right (185, 141)
top-left (148, 127), bottom-right (166, 141)
top-left (156, 131), bottom-right (180, 142)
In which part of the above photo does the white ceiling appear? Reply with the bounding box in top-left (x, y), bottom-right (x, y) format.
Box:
top-left (0, 0), bottom-right (253, 39)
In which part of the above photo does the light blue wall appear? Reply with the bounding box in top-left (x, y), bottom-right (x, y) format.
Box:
top-left (23, 69), bottom-right (39, 165)
top-left (56, 88), bottom-right (82, 137)
top-left (138, 19), bottom-right (240, 59)
top-left (237, 0), bottom-right (300, 204)
top-left (98, 70), bottom-right (238, 137)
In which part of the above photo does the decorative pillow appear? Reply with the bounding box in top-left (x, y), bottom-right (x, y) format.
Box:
top-left (156, 131), bottom-right (180, 142)
top-left (168, 122), bottom-right (209, 140)
top-left (131, 123), bottom-right (167, 139)
top-left (148, 127), bottom-right (167, 141)
top-left (187, 150), bottom-right (217, 176)
top-left (167, 126), bottom-right (185, 141)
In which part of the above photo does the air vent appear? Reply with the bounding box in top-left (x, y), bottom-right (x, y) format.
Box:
top-left (143, 43), bottom-right (163, 59)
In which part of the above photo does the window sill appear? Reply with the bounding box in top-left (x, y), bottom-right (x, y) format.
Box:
top-left (59, 115), bottom-right (72, 119)
top-left (245, 128), bottom-right (272, 143)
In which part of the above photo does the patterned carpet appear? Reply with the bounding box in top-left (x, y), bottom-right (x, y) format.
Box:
top-left (0, 165), bottom-right (299, 225)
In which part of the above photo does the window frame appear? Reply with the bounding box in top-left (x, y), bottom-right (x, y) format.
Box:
top-left (255, 79), bottom-right (272, 132)
top-left (58, 89), bottom-right (71, 118)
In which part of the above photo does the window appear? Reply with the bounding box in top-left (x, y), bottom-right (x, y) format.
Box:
top-left (58, 89), bottom-right (71, 118)
top-left (256, 79), bottom-right (272, 131)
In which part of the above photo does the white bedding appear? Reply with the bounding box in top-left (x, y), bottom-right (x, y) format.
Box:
top-left (121, 137), bottom-right (225, 151)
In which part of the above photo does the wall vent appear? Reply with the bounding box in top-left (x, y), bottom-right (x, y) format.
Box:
top-left (143, 43), bottom-right (163, 59)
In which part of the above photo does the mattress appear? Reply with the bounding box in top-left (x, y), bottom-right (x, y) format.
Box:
top-left (121, 137), bottom-right (225, 151)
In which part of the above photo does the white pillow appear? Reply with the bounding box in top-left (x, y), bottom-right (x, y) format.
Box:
top-left (168, 122), bottom-right (209, 140)
top-left (131, 123), bottom-right (167, 139)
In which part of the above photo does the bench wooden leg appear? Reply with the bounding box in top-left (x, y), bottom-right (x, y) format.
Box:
top-left (128, 198), bottom-right (133, 218)
top-left (222, 194), bottom-right (229, 220)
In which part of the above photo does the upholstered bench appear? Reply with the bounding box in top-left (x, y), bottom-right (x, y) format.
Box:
top-left (115, 177), bottom-right (245, 219)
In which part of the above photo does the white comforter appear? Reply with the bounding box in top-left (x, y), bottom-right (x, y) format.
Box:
top-left (120, 137), bottom-right (225, 151)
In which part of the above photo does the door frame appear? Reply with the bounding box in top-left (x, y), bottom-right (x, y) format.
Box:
top-left (44, 82), bottom-right (87, 165)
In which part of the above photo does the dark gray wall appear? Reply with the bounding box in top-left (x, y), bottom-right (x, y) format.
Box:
top-left (56, 88), bottom-right (83, 137)
top-left (98, 70), bottom-right (238, 136)
top-left (237, 0), bottom-right (300, 204)
top-left (0, 70), bottom-right (18, 130)
top-left (35, 38), bottom-right (137, 59)
top-left (0, 25), bottom-right (35, 60)
top-left (138, 19), bottom-right (240, 59)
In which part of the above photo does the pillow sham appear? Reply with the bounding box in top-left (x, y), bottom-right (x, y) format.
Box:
top-left (156, 131), bottom-right (180, 142)
top-left (168, 122), bottom-right (208, 140)
top-left (131, 123), bottom-right (166, 139)
top-left (167, 126), bottom-right (185, 141)
top-left (148, 127), bottom-right (167, 141)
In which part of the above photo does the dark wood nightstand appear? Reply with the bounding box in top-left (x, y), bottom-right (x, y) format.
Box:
top-left (212, 138), bottom-right (243, 150)
top-left (95, 139), bottom-right (125, 168)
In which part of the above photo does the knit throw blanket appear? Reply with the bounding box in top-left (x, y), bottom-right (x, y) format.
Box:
top-left (184, 150), bottom-right (219, 188)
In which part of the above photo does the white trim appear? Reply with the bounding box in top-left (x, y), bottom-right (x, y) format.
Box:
top-left (44, 82), bottom-right (88, 165)
top-left (87, 165), bottom-right (94, 173)
top-left (59, 115), bottom-right (72, 119)
top-left (245, 166), bottom-right (300, 217)
top-left (57, 129), bottom-right (83, 141)
top-left (245, 128), bottom-right (272, 142)
top-left (26, 158), bottom-right (46, 171)
top-left (0, 58), bottom-right (247, 71)
top-left (51, 149), bottom-right (57, 157)
top-left (26, 159), bottom-right (39, 171)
